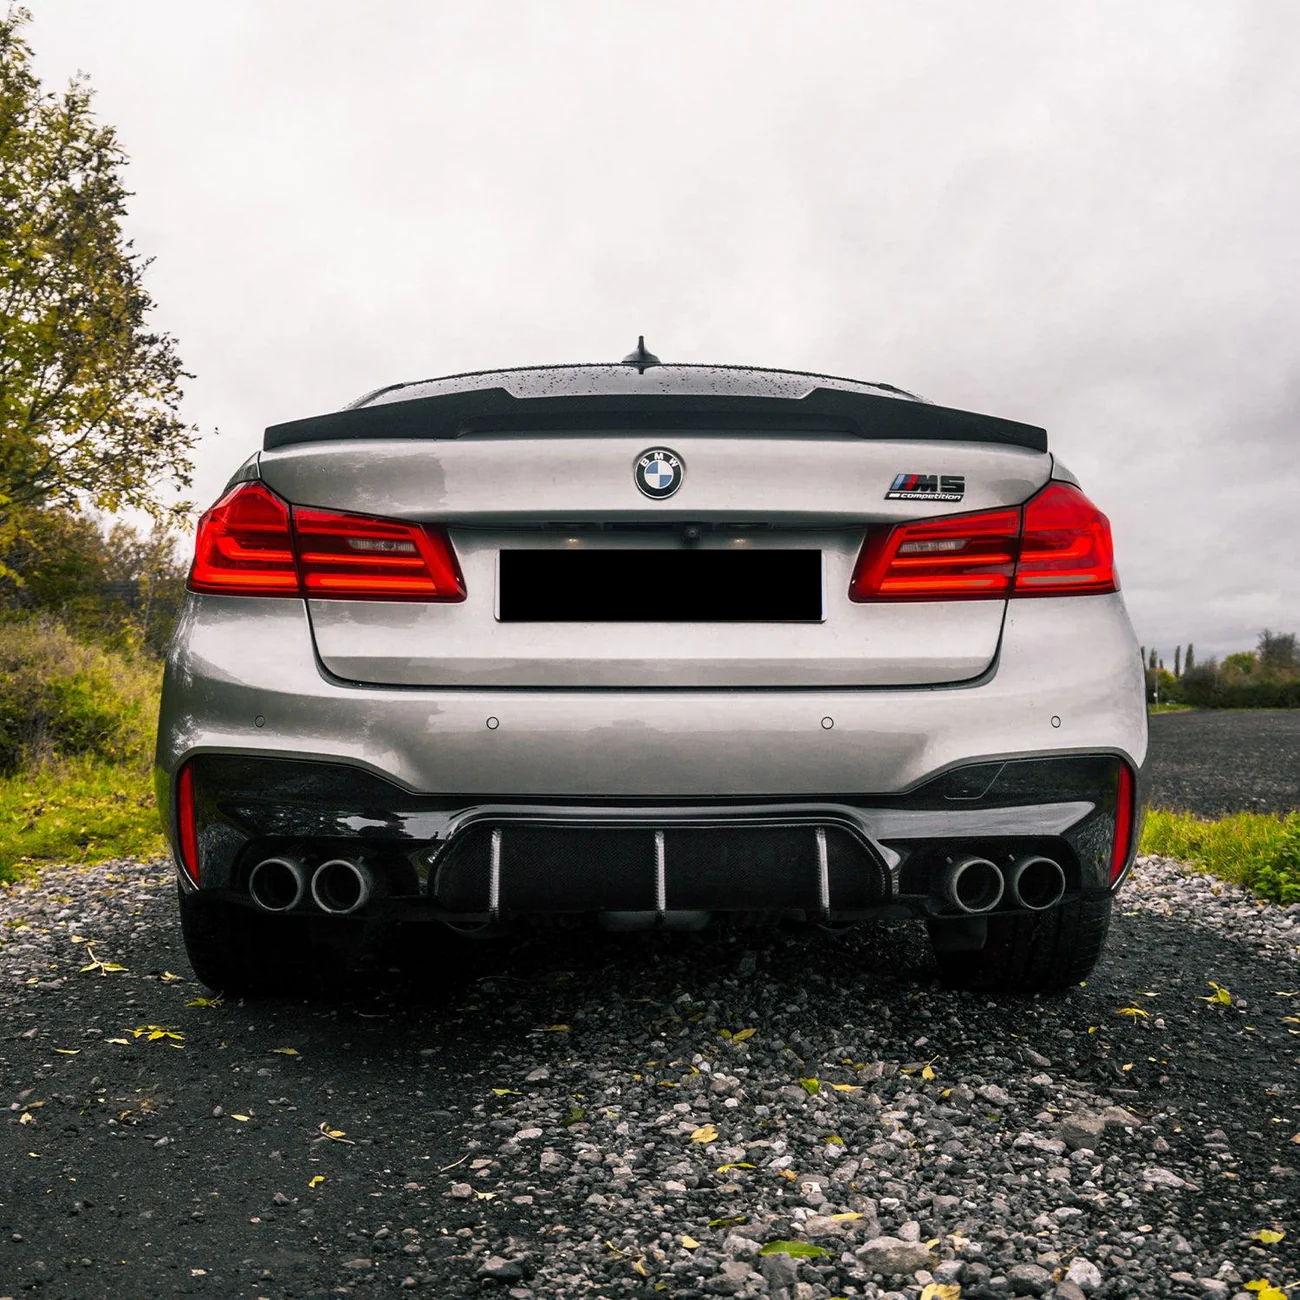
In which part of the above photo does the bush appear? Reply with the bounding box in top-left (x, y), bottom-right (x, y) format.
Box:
top-left (1142, 808), bottom-right (1300, 905)
top-left (1254, 820), bottom-right (1300, 906)
top-left (0, 615), bottom-right (160, 775)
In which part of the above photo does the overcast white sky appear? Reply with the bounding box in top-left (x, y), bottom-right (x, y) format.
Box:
top-left (27, 0), bottom-right (1300, 661)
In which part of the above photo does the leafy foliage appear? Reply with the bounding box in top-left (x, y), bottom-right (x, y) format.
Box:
top-left (0, 507), bottom-right (188, 656)
top-left (1142, 808), bottom-right (1300, 905)
top-left (0, 9), bottom-right (196, 569)
top-left (0, 616), bottom-right (159, 774)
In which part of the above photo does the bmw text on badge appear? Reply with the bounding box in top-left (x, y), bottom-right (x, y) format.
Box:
top-left (635, 448), bottom-right (684, 499)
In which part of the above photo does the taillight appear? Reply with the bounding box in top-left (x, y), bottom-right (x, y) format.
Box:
top-left (189, 482), bottom-right (299, 595)
top-left (849, 481), bottom-right (1118, 602)
top-left (187, 482), bottom-right (465, 602)
top-left (293, 507), bottom-right (465, 601)
top-left (1014, 481), bottom-right (1117, 596)
top-left (1109, 762), bottom-right (1135, 884)
top-left (175, 763), bottom-right (200, 886)
top-left (849, 507), bottom-right (1020, 601)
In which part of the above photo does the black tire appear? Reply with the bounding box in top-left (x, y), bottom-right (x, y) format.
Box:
top-left (178, 890), bottom-right (358, 996)
top-left (928, 895), bottom-right (1113, 993)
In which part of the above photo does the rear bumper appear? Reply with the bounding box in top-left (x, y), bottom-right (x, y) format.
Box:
top-left (156, 589), bottom-right (1147, 919)
top-left (157, 592), bottom-right (1146, 797)
top-left (165, 751), bottom-right (1140, 923)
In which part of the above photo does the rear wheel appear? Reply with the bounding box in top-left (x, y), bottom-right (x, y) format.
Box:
top-left (178, 890), bottom-right (359, 996)
top-left (928, 895), bottom-right (1112, 992)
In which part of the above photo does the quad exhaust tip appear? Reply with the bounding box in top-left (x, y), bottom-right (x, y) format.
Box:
top-left (248, 856), bottom-right (309, 913)
top-left (311, 858), bottom-right (375, 916)
top-left (936, 855), bottom-right (1005, 915)
top-left (1004, 854), bottom-right (1067, 911)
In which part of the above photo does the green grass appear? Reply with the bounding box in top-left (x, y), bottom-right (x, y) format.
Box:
top-left (1141, 808), bottom-right (1300, 905)
top-left (0, 758), bottom-right (164, 881)
top-left (1147, 702), bottom-right (1194, 714)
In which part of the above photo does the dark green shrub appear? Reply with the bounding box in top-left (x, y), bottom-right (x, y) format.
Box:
top-left (0, 616), bottom-right (160, 774)
top-left (1254, 821), bottom-right (1300, 906)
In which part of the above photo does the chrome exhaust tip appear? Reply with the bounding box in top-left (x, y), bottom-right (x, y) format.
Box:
top-left (310, 858), bottom-right (375, 916)
top-left (1004, 855), bottom-right (1067, 911)
top-left (248, 856), bottom-right (309, 913)
top-left (936, 855), bottom-right (1005, 914)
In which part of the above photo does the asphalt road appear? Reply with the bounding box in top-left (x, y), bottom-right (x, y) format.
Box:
top-left (1147, 711), bottom-right (1300, 816)
top-left (1, 857), bottom-right (1297, 1299)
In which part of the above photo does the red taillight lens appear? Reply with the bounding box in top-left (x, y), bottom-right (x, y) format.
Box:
top-left (189, 482), bottom-right (299, 595)
top-left (176, 763), bottom-right (200, 885)
top-left (187, 482), bottom-right (466, 602)
top-left (1015, 481), bottom-right (1117, 596)
top-left (1109, 762), bottom-right (1135, 884)
top-left (849, 507), bottom-right (1021, 602)
top-left (850, 481), bottom-right (1118, 602)
top-left (292, 507), bottom-right (466, 601)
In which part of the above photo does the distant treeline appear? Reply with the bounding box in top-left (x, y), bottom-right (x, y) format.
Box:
top-left (0, 506), bottom-right (188, 660)
top-left (1141, 632), bottom-right (1299, 709)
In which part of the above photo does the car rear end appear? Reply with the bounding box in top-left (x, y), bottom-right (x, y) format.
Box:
top-left (157, 362), bottom-right (1146, 993)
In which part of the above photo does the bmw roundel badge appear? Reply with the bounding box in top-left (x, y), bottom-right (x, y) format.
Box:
top-left (635, 447), bottom-right (684, 500)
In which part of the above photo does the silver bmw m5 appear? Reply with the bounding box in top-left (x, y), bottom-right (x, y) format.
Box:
top-left (157, 344), bottom-right (1147, 995)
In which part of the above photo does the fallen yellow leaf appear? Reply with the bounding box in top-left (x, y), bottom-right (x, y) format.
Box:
top-left (53, 1048), bottom-right (79, 1055)
top-left (543, 1024), bottom-right (570, 1032)
top-left (1251, 1229), bottom-right (1285, 1244)
top-left (690, 1124), bottom-right (718, 1143)
top-left (1245, 1283), bottom-right (1287, 1300)
top-left (731, 1028), bottom-right (756, 1042)
top-left (920, 1284), bottom-right (961, 1300)
top-left (829, 1083), bottom-right (861, 1093)
top-left (779, 1168), bottom-right (798, 1181)
top-left (271, 1047), bottom-right (299, 1056)
top-left (715, 1162), bottom-right (755, 1173)
top-left (308, 1175), bottom-right (325, 1188)
top-left (682, 1235), bottom-right (700, 1249)
top-left (830, 1212), bottom-right (861, 1222)
top-left (231, 1114), bottom-right (250, 1122)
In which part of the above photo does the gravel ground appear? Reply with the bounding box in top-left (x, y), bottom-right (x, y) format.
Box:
top-left (2, 857), bottom-right (1298, 1300)
top-left (1147, 712), bottom-right (1300, 816)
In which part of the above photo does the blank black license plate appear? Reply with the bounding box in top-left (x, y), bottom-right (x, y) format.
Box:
top-left (498, 550), bottom-right (822, 622)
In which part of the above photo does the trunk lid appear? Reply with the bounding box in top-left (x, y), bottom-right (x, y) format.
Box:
top-left (257, 432), bottom-right (1050, 687)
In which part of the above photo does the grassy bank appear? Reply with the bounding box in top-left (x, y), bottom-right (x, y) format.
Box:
top-left (0, 616), bottom-right (163, 882)
top-left (1141, 808), bottom-right (1300, 904)
top-left (0, 758), bottom-right (163, 877)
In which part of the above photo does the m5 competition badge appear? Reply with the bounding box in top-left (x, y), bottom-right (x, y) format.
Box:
top-left (886, 473), bottom-right (965, 502)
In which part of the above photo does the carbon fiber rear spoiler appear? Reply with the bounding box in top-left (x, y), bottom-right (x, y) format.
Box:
top-left (264, 387), bottom-right (1047, 453)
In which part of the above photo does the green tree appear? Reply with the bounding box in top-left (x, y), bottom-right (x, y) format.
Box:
top-left (0, 505), bottom-right (187, 655)
top-left (0, 8), bottom-right (195, 574)
top-left (1185, 643), bottom-right (1195, 673)
top-left (1222, 651), bottom-right (1256, 678)
top-left (1173, 645), bottom-right (1181, 677)
top-left (1258, 629), bottom-right (1297, 674)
